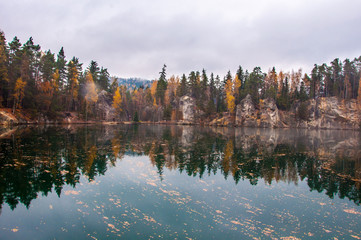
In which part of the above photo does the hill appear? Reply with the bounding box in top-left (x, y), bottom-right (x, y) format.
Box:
top-left (117, 78), bottom-right (153, 89)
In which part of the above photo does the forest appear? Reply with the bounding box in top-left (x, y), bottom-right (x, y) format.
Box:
top-left (0, 30), bottom-right (361, 122)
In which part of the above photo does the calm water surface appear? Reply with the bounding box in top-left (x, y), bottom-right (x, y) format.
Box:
top-left (0, 125), bottom-right (360, 239)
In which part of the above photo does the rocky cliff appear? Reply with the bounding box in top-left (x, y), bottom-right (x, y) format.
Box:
top-left (234, 94), bottom-right (360, 130)
top-left (292, 97), bottom-right (360, 130)
top-left (179, 96), bottom-right (196, 123)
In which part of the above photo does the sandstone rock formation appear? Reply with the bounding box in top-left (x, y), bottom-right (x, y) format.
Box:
top-left (95, 90), bottom-right (116, 121)
top-left (291, 97), bottom-right (360, 130)
top-left (259, 98), bottom-right (283, 128)
top-left (234, 95), bottom-right (360, 130)
top-left (235, 94), bottom-right (257, 127)
top-left (179, 96), bottom-right (196, 123)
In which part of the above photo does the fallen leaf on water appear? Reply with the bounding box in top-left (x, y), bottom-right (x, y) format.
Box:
top-left (230, 220), bottom-right (242, 225)
top-left (344, 209), bottom-right (361, 215)
top-left (64, 190), bottom-right (80, 195)
top-left (147, 182), bottom-right (157, 187)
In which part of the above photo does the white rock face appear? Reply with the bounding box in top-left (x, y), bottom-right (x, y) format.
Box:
top-left (96, 90), bottom-right (116, 121)
top-left (236, 94), bottom-right (257, 127)
top-left (180, 96), bottom-right (195, 122)
top-left (305, 97), bottom-right (360, 129)
top-left (259, 98), bottom-right (282, 128)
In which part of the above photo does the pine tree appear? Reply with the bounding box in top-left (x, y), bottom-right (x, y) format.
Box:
top-left (66, 60), bottom-right (80, 111)
top-left (0, 31), bottom-right (9, 106)
top-left (156, 64), bottom-right (167, 105)
top-left (88, 60), bottom-right (100, 85)
top-left (98, 67), bottom-right (110, 91)
top-left (177, 74), bottom-right (187, 97)
top-left (56, 47), bottom-right (67, 90)
top-left (40, 50), bottom-right (55, 82)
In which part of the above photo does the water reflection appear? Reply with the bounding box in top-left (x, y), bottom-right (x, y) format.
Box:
top-left (0, 125), bottom-right (360, 211)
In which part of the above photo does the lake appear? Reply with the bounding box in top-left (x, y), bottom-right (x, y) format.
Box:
top-left (0, 124), bottom-right (360, 239)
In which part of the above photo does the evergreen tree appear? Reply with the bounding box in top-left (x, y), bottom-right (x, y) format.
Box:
top-left (40, 50), bottom-right (55, 82)
top-left (248, 67), bottom-right (264, 104)
top-left (98, 67), bottom-right (110, 91)
top-left (88, 60), bottom-right (100, 85)
top-left (133, 111), bottom-right (139, 122)
top-left (177, 74), bottom-right (188, 97)
top-left (236, 65), bottom-right (246, 99)
top-left (188, 71), bottom-right (198, 98)
top-left (8, 36), bottom-right (22, 105)
top-left (0, 31), bottom-right (9, 106)
top-left (156, 64), bottom-right (167, 105)
top-left (67, 60), bottom-right (79, 111)
top-left (310, 64), bottom-right (320, 99)
top-left (56, 47), bottom-right (67, 90)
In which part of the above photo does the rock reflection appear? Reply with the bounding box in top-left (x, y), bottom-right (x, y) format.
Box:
top-left (0, 125), bottom-right (360, 211)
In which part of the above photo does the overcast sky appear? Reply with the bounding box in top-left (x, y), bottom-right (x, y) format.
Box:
top-left (1, 0), bottom-right (361, 79)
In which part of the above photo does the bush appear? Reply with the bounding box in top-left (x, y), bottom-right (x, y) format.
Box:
top-left (163, 105), bottom-right (172, 121)
top-left (133, 111), bottom-right (139, 122)
top-left (297, 102), bottom-right (309, 121)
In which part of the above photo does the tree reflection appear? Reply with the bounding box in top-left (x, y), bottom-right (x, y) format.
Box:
top-left (0, 125), bottom-right (360, 211)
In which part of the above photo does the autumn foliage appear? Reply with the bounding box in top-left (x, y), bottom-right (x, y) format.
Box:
top-left (0, 29), bottom-right (360, 123)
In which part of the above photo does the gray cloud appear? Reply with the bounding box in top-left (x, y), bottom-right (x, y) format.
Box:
top-left (1, 0), bottom-right (361, 79)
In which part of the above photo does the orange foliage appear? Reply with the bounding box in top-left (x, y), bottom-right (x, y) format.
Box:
top-left (13, 77), bottom-right (26, 109)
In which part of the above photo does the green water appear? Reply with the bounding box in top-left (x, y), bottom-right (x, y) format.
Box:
top-left (0, 125), bottom-right (360, 239)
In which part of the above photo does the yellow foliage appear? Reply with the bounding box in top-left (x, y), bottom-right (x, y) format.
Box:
top-left (234, 75), bottom-right (241, 93)
top-left (150, 80), bottom-right (157, 97)
top-left (13, 77), bottom-right (26, 109)
top-left (85, 145), bottom-right (97, 175)
top-left (52, 69), bottom-right (60, 92)
top-left (223, 140), bottom-right (234, 175)
top-left (85, 72), bottom-right (98, 103)
top-left (113, 86), bottom-right (122, 114)
top-left (69, 63), bottom-right (79, 99)
top-left (225, 78), bottom-right (235, 114)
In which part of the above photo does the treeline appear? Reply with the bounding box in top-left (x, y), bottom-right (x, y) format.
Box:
top-left (0, 30), bottom-right (114, 119)
top-left (1, 30), bottom-right (361, 122)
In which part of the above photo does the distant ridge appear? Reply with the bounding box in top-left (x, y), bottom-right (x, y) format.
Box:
top-left (117, 78), bottom-right (153, 89)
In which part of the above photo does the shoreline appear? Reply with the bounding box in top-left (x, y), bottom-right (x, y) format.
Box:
top-left (1, 120), bottom-right (359, 131)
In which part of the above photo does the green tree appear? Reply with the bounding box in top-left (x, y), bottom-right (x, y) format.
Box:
top-left (88, 60), bottom-right (100, 85)
top-left (310, 64), bottom-right (321, 99)
top-left (98, 67), bottom-right (110, 92)
top-left (67, 60), bottom-right (79, 111)
top-left (176, 74), bottom-right (188, 97)
top-left (248, 67), bottom-right (264, 104)
top-left (56, 47), bottom-right (67, 90)
top-left (40, 50), bottom-right (55, 82)
top-left (0, 30), bottom-right (9, 106)
top-left (156, 64), bottom-right (167, 105)
top-left (133, 111), bottom-right (139, 122)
